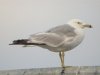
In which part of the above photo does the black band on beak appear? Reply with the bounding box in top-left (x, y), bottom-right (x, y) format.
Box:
top-left (89, 25), bottom-right (92, 28)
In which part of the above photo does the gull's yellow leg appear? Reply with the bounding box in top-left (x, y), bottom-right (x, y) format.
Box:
top-left (62, 51), bottom-right (65, 68)
top-left (59, 51), bottom-right (65, 68)
top-left (59, 52), bottom-right (62, 67)
top-left (59, 51), bottom-right (65, 74)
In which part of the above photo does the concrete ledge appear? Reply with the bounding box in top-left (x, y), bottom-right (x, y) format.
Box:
top-left (0, 66), bottom-right (100, 75)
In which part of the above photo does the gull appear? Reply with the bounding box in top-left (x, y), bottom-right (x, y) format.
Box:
top-left (10, 19), bottom-right (92, 73)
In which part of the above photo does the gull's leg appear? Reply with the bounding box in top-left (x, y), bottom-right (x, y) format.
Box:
top-left (62, 52), bottom-right (65, 68)
top-left (59, 51), bottom-right (65, 75)
top-left (59, 52), bottom-right (62, 67)
top-left (59, 52), bottom-right (65, 68)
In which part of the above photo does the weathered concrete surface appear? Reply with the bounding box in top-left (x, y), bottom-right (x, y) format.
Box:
top-left (0, 66), bottom-right (100, 75)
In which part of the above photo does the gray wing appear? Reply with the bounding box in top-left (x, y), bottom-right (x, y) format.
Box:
top-left (47, 24), bottom-right (76, 37)
top-left (29, 24), bottom-right (77, 47)
top-left (29, 33), bottom-right (65, 47)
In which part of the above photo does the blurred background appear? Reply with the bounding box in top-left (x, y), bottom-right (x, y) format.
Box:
top-left (0, 0), bottom-right (100, 70)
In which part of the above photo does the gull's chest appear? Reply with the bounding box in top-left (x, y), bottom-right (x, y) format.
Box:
top-left (61, 29), bottom-right (85, 51)
top-left (75, 29), bottom-right (85, 42)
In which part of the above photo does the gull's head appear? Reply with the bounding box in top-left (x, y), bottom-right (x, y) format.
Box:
top-left (67, 19), bottom-right (92, 29)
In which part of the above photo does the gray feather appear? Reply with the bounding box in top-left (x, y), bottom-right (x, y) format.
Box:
top-left (47, 24), bottom-right (76, 37)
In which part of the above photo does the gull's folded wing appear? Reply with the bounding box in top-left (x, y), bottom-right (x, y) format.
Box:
top-left (29, 33), bottom-right (65, 47)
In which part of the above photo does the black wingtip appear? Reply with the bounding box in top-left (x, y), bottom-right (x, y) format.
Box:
top-left (9, 39), bottom-right (29, 45)
top-left (9, 39), bottom-right (46, 45)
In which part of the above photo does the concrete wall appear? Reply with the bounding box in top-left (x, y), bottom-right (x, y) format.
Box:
top-left (0, 66), bottom-right (100, 75)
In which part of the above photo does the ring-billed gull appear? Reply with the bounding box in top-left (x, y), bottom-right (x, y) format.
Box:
top-left (10, 19), bottom-right (92, 73)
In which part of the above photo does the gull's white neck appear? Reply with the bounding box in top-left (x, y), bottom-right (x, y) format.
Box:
top-left (67, 22), bottom-right (81, 29)
top-left (67, 22), bottom-right (85, 40)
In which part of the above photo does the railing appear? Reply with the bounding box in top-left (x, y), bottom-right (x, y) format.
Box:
top-left (0, 66), bottom-right (100, 75)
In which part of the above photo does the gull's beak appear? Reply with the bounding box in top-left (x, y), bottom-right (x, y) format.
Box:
top-left (83, 24), bottom-right (93, 28)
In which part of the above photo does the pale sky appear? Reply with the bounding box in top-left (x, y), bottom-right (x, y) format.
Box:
top-left (0, 0), bottom-right (100, 70)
